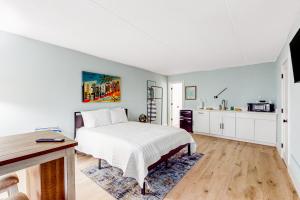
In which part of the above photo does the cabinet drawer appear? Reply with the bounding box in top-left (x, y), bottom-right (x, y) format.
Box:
top-left (180, 119), bottom-right (192, 124)
top-left (236, 113), bottom-right (276, 121)
top-left (222, 112), bottom-right (236, 118)
top-left (180, 120), bottom-right (193, 133)
top-left (194, 111), bottom-right (209, 115)
top-left (180, 111), bottom-right (193, 118)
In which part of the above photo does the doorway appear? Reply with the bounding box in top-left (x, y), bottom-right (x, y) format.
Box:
top-left (169, 82), bottom-right (183, 127)
top-left (281, 59), bottom-right (289, 164)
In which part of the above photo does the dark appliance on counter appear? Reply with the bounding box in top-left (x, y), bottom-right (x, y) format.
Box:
top-left (248, 103), bottom-right (275, 112)
top-left (180, 110), bottom-right (193, 133)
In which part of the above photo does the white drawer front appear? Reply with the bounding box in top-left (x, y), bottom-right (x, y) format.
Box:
top-left (222, 112), bottom-right (236, 118)
top-left (236, 112), bottom-right (276, 121)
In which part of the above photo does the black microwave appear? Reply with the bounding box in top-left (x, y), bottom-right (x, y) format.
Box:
top-left (248, 103), bottom-right (275, 112)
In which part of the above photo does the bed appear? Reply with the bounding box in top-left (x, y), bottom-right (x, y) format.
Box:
top-left (74, 108), bottom-right (196, 194)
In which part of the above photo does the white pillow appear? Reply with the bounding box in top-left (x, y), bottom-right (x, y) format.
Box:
top-left (110, 108), bottom-right (128, 124)
top-left (81, 109), bottom-right (112, 128)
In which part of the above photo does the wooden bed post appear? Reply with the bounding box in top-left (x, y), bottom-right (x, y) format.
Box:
top-left (188, 144), bottom-right (191, 156)
top-left (98, 159), bottom-right (101, 169)
top-left (141, 182), bottom-right (146, 195)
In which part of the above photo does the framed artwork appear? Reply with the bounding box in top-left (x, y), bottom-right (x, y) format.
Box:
top-left (185, 86), bottom-right (197, 100)
top-left (82, 71), bottom-right (121, 103)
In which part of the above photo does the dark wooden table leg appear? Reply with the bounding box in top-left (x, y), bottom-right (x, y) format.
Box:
top-left (188, 144), bottom-right (191, 156)
top-left (98, 159), bottom-right (101, 169)
top-left (141, 182), bottom-right (146, 195)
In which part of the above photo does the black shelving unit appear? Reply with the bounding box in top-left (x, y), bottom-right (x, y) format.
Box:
top-left (147, 80), bottom-right (163, 125)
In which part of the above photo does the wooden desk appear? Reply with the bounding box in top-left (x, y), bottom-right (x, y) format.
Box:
top-left (0, 132), bottom-right (78, 200)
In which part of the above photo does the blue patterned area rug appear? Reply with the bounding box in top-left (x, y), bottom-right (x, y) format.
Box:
top-left (81, 151), bottom-right (203, 200)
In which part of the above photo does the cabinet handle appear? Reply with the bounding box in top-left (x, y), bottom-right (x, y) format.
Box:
top-left (222, 123), bottom-right (224, 129)
top-left (220, 123), bottom-right (222, 129)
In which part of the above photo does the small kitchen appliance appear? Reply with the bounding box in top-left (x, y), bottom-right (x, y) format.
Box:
top-left (247, 102), bottom-right (275, 112)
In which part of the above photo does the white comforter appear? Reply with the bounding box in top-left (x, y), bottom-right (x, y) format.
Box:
top-left (76, 122), bottom-right (197, 187)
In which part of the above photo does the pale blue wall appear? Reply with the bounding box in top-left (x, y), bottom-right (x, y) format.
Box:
top-left (0, 31), bottom-right (167, 138)
top-left (168, 63), bottom-right (278, 110)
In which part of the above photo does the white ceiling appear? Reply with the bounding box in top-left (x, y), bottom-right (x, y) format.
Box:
top-left (0, 0), bottom-right (299, 75)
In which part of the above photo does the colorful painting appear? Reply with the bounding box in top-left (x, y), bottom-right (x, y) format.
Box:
top-left (82, 71), bottom-right (121, 103)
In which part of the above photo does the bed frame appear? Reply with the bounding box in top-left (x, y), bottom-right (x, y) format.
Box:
top-left (74, 108), bottom-right (191, 195)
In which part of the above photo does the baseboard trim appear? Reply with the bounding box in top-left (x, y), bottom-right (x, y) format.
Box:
top-left (193, 132), bottom-right (276, 147)
top-left (288, 155), bottom-right (300, 196)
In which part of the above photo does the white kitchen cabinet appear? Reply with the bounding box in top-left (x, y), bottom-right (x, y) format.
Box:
top-left (193, 111), bottom-right (210, 133)
top-left (209, 111), bottom-right (236, 136)
top-left (210, 112), bottom-right (223, 135)
top-left (192, 110), bottom-right (277, 146)
top-left (236, 118), bottom-right (255, 140)
top-left (222, 113), bottom-right (236, 137)
top-left (255, 119), bottom-right (276, 144)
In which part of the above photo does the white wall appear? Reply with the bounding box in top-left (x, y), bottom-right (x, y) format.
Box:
top-left (276, 13), bottom-right (300, 194)
top-left (0, 31), bottom-right (168, 138)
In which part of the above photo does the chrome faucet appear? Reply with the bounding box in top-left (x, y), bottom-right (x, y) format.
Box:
top-left (221, 99), bottom-right (227, 110)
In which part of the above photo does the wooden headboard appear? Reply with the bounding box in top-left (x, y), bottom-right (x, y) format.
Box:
top-left (74, 108), bottom-right (128, 138)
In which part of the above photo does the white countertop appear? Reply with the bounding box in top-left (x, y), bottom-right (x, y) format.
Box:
top-left (193, 109), bottom-right (278, 115)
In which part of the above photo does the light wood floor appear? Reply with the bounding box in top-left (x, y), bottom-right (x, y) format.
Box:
top-left (75, 134), bottom-right (299, 200)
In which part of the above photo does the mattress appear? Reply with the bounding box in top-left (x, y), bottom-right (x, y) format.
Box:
top-left (76, 121), bottom-right (197, 187)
